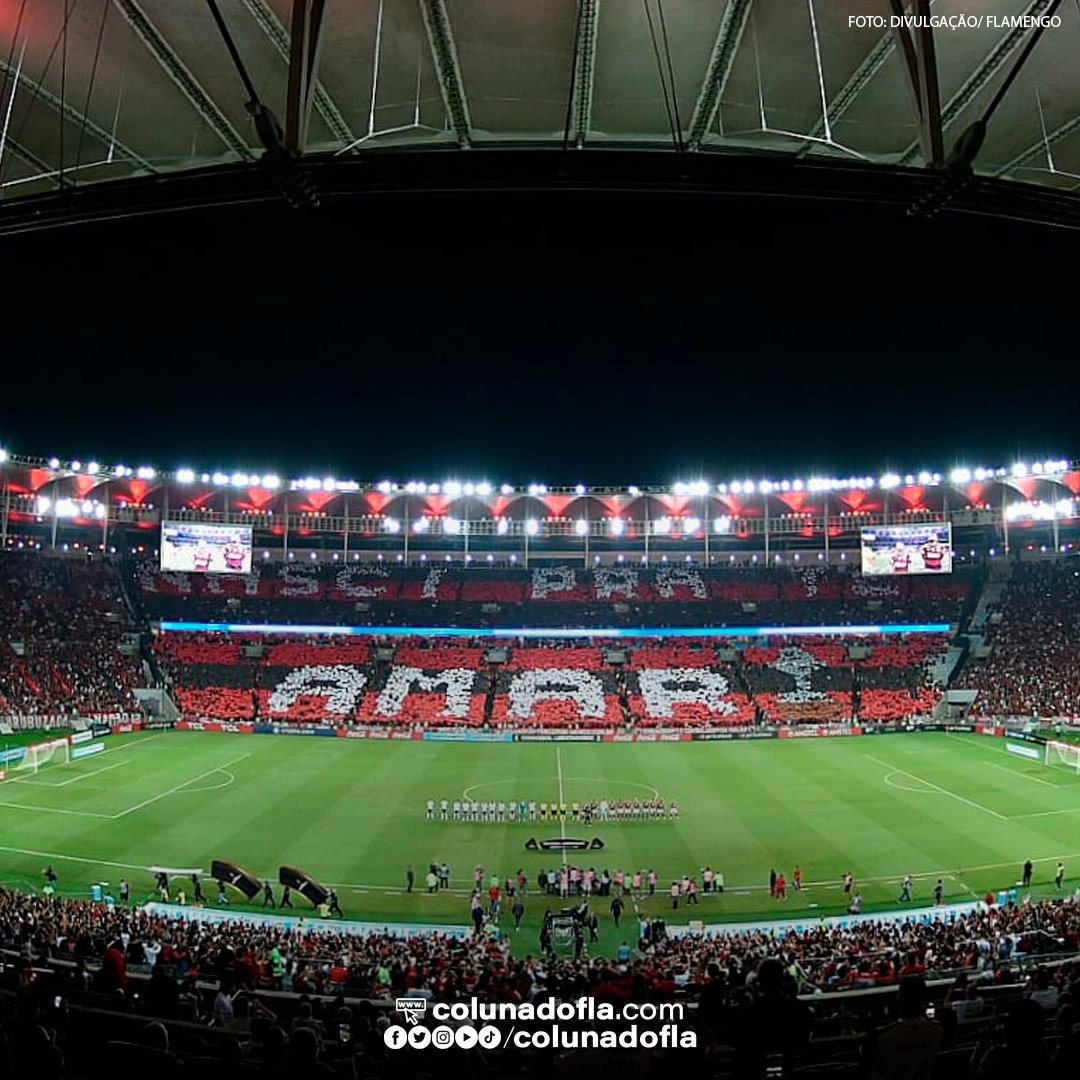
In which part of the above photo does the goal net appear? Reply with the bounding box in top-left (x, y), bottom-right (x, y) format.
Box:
top-left (11, 738), bottom-right (71, 776)
top-left (1044, 740), bottom-right (1080, 774)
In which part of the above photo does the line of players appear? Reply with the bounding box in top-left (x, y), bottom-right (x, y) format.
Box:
top-left (425, 798), bottom-right (678, 823)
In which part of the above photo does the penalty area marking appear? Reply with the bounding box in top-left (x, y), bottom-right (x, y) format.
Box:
top-left (981, 761), bottom-right (1058, 789)
top-left (8, 758), bottom-right (131, 789)
top-left (111, 754), bottom-right (251, 819)
top-left (0, 799), bottom-right (114, 819)
top-left (179, 769), bottom-right (237, 795)
top-left (4, 734), bottom-right (163, 790)
top-left (863, 753), bottom-right (1006, 821)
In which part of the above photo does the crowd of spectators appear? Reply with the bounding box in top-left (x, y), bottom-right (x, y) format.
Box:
top-left (959, 561), bottom-right (1080, 720)
top-left (135, 561), bottom-right (977, 630)
top-left (4, 883), bottom-right (1080, 1076)
top-left (0, 554), bottom-right (141, 719)
top-left (154, 631), bottom-right (947, 728)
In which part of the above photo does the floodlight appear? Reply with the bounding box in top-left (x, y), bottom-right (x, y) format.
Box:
top-left (48, 457), bottom-right (60, 469)
top-left (525, 518), bottom-right (540, 536)
top-left (685, 517), bottom-right (701, 533)
top-left (496, 517), bottom-right (509, 535)
top-left (609, 517), bottom-right (624, 536)
top-left (176, 468), bottom-right (195, 484)
top-left (574, 519), bottom-right (589, 536)
top-left (444, 517), bottom-right (461, 535)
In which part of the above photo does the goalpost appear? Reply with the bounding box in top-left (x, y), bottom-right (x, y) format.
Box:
top-left (1044, 740), bottom-right (1080, 774)
top-left (11, 737), bottom-right (71, 776)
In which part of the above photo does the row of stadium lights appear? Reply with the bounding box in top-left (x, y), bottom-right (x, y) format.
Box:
top-left (3, 449), bottom-right (1071, 494)
top-left (24, 494), bottom-right (1075, 528)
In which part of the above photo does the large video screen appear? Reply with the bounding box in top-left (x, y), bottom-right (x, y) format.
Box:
top-left (161, 521), bottom-right (253, 574)
top-left (860, 523), bottom-right (953, 576)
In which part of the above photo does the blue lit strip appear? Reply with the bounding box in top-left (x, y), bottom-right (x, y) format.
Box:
top-left (159, 621), bottom-right (950, 638)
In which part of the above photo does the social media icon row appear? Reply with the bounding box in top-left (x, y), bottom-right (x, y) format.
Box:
top-left (384, 1024), bottom-right (502, 1050)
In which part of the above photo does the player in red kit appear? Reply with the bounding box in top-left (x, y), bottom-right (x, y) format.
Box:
top-left (223, 537), bottom-right (246, 571)
top-left (890, 544), bottom-right (912, 573)
top-left (192, 542), bottom-right (212, 572)
top-left (920, 539), bottom-right (947, 571)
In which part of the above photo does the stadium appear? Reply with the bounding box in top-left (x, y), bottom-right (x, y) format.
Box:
top-left (4, 1), bottom-right (1080, 1077)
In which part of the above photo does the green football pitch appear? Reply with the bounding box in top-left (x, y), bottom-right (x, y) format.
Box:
top-left (2, 730), bottom-right (1079, 954)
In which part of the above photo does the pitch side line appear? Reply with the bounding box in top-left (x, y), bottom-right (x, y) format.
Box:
top-left (863, 753), bottom-right (1007, 821)
top-left (111, 754), bottom-right (251, 819)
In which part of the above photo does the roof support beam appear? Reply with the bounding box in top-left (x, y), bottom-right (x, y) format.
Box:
top-left (242, 0), bottom-right (355, 149)
top-left (806, 33), bottom-right (896, 141)
top-left (112, 0), bottom-right (254, 161)
top-left (419, 0), bottom-right (472, 147)
top-left (284, 0), bottom-right (326, 154)
top-left (1, 136), bottom-right (59, 188)
top-left (888, 0), bottom-right (943, 168)
top-left (897, 0), bottom-right (1054, 166)
top-left (685, 0), bottom-right (753, 151)
top-left (996, 113), bottom-right (1080, 178)
top-left (0, 56), bottom-right (153, 173)
top-left (567, 0), bottom-right (601, 149)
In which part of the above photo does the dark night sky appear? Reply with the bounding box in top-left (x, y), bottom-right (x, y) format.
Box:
top-left (2, 184), bottom-right (1076, 486)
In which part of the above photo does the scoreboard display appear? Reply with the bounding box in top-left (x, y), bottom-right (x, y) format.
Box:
top-left (860, 523), bottom-right (953, 576)
top-left (161, 521), bottom-right (253, 574)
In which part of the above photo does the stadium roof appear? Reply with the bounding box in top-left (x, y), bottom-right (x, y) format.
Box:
top-left (2, 1), bottom-right (1080, 224)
